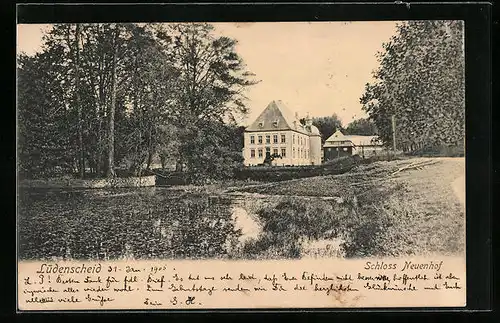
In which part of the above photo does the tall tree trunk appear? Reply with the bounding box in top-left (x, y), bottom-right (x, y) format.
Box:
top-left (75, 24), bottom-right (85, 178)
top-left (160, 155), bottom-right (166, 169)
top-left (176, 159), bottom-right (183, 172)
top-left (146, 151), bottom-right (153, 170)
top-left (96, 24), bottom-right (104, 177)
top-left (97, 82), bottom-right (105, 176)
top-left (107, 25), bottom-right (119, 178)
top-left (96, 106), bottom-right (103, 175)
top-left (146, 126), bottom-right (154, 170)
top-left (133, 129), bottom-right (142, 176)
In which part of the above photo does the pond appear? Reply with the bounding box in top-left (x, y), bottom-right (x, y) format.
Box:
top-left (17, 187), bottom-right (263, 261)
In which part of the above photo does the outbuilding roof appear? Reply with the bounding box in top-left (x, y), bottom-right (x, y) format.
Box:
top-left (324, 130), bottom-right (381, 147)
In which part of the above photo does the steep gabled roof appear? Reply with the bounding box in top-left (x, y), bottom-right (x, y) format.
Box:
top-left (246, 100), bottom-right (308, 134)
top-left (325, 130), bottom-right (346, 142)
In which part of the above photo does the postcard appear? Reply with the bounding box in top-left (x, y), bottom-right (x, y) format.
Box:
top-left (17, 20), bottom-right (466, 310)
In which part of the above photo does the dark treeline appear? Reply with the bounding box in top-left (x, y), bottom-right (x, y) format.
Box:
top-left (304, 115), bottom-right (377, 144)
top-left (360, 21), bottom-right (465, 153)
top-left (18, 23), bottom-right (257, 181)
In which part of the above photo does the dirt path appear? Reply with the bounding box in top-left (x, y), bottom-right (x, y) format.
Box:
top-left (452, 174), bottom-right (466, 208)
top-left (390, 157), bottom-right (465, 208)
top-left (389, 157), bottom-right (466, 254)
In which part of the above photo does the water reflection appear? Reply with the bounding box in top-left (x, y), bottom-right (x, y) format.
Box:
top-left (17, 187), bottom-right (243, 261)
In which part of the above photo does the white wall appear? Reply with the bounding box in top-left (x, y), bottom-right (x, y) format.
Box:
top-left (309, 135), bottom-right (322, 165)
top-left (244, 131), bottom-right (315, 166)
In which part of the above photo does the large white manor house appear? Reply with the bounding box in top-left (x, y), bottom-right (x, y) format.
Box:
top-left (243, 100), bottom-right (322, 166)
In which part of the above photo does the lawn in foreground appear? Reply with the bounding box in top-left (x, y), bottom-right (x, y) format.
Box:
top-left (235, 157), bottom-right (465, 258)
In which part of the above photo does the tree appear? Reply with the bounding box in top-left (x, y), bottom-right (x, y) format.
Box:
top-left (262, 153), bottom-right (282, 166)
top-left (344, 118), bottom-right (378, 136)
top-left (39, 24), bottom-right (87, 177)
top-left (17, 23), bottom-right (256, 180)
top-left (17, 51), bottom-right (74, 179)
top-left (34, 23), bottom-right (126, 177)
top-left (179, 121), bottom-right (245, 183)
top-left (168, 23), bottom-right (258, 125)
top-left (165, 23), bottom-right (258, 176)
top-left (360, 21), bottom-right (465, 152)
top-left (157, 124), bottom-right (181, 169)
top-left (110, 24), bottom-right (181, 175)
top-left (30, 23), bottom-right (179, 177)
top-left (106, 25), bottom-right (119, 178)
top-left (73, 24), bottom-right (85, 178)
top-left (77, 23), bottom-right (114, 176)
top-left (311, 115), bottom-right (343, 143)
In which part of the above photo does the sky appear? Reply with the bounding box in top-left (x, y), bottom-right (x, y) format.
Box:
top-left (17, 22), bottom-right (399, 126)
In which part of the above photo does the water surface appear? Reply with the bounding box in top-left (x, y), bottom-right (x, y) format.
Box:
top-left (18, 187), bottom-right (250, 260)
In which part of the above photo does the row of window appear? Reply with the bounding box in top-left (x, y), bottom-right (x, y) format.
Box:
top-left (249, 134), bottom-right (308, 146)
top-left (249, 147), bottom-right (310, 159)
top-left (296, 135), bottom-right (307, 146)
top-left (250, 134), bottom-right (285, 145)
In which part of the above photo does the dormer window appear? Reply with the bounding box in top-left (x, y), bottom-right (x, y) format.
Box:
top-left (258, 122), bottom-right (264, 128)
top-left (273, 120), bottom-right (279, 128)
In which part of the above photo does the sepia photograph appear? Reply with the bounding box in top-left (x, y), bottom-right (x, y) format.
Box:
top-left (17, 20), bottom-right (465, 262)
top-left (16, 18), bottom-right (470, 310)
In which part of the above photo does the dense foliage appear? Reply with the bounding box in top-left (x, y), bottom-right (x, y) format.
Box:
top-left (311, 114), bottom-right (343, 143)
top-left (344, 118), bottom-right (378, 136)
top-left (307, 115), bottom-right (377, 139)
top-left (240, 187), bottom-right (410, 259)
top-left (178, 121), bottom-right (246, 183)
top-left (360, 21), bottom-right (465, 152)
top-left (18, 23), bottom-right (257, 179)
top-left (243, 199), bottom-right (341, 258)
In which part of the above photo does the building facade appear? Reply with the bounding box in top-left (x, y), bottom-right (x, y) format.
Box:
top-left (323, 130), bottom-right (384, 161)
top-left (243, 100), bottom-right (322, 166)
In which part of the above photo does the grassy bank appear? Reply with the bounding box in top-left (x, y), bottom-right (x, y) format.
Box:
top-left (158, 179), bottom-right (263, 195)
top-left (18, 175), bottom-right (156, 189)
top-left (233, 159), bottom-right (404, 197)
top-left (231, 157), bottom-right (465, 259)
top-left (153, 156), bottom-right (361, 186)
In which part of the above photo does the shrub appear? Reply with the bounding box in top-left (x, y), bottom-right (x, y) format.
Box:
top-left (405, 144), bottom-right (465, 157)
top-left (178, 121), bottom-right (245, 184)
top-left (241, 181), bottom-right (424, 259)
top-left (234, 156), bottom-right (359, 182)
top-left (242, 198), bottom-right (345, 259)
top-left (322, 155), bottom-right (360, 166)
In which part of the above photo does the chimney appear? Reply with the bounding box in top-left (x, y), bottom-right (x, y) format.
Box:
top-left (305, 112), bottom-right (312, 127)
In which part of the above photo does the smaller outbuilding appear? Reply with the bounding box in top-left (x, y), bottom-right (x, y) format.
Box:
top-left (323, 130), bottom-right (384, 161)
